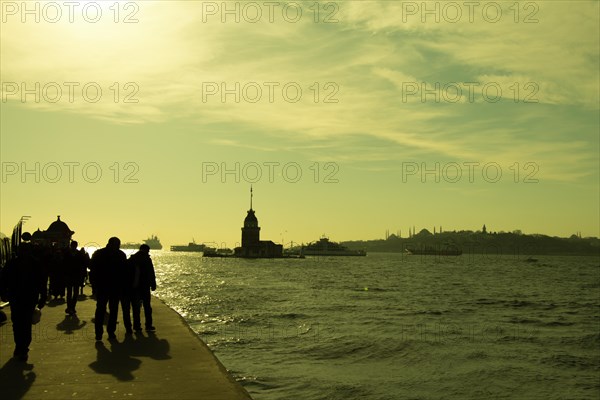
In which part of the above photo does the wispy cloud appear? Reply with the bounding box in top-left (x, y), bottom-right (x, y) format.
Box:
top-left (1, 0), bottom-right (598, 183)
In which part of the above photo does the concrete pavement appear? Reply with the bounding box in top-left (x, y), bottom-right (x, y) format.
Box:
top-left (0, 287), bottom-right (252, 400)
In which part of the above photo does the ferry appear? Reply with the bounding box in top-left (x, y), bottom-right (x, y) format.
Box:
top-left (122, 235), bottom-right (163, 250)
top-left (203, 247), bottom-right (235, 257)
top-left (171, 240), bottom-right (206, 252)
top-left (302, 237), bottom-right (367, 256)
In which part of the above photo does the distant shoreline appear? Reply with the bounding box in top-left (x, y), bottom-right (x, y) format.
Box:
top-left (342, 231), bottom-right (600, 257)
top-left (344, 250), bottom-right (600, 257)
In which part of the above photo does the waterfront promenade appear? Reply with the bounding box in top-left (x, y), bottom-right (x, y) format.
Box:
top-left (0, 287), bottom-right (252, 400)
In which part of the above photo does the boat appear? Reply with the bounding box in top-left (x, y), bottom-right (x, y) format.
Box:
top-left (203, 247), bottom-right (234, 257)
top-left (301, 237), bottom-right (366, 256)
top-left (122, 235), bottom-right (163, 250)
top-left (170, 240), bottom-right (206, 252)
top-left (405, 244), bottom-right (462, 256)
top-left (283, 247), bottom-right (306, 259)
top-left (121, 242), bottom-right (141, 249)
top-left (144, 235), bottom-right (163, 250)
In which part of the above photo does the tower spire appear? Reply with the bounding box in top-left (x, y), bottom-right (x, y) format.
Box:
top-left (250, 185), bottom-right (253, 210)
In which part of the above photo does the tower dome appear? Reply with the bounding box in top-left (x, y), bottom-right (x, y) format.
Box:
top-left (244, 209), bottom-right (258, 227)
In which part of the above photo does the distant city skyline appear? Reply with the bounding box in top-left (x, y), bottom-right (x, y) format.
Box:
top-left (1, 1), bottom-right (598, 246)
top-left (0, 210), bottom-right (597, 250)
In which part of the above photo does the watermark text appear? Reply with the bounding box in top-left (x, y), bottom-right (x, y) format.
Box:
top-left (401, 162), bottom-right (539, 183)
top-left (1, 1), bottom-right (140, 23)
top-left (199, 1), bottom-right (339, 23)
top-left (1, 161), bottom-right (140, 183)
top-left (2, 81), bottom-right (140, 104)
top-left (401, 82), bottom-right (539, 103)
top-left (202, 161), bottom-right (339, 183)
top-left (201, 82), bottom-right (339, 104)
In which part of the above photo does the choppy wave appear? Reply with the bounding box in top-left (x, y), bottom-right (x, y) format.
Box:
top-left (541, 354), bottom-right (600, 370)
top-left (152, 253), bottom-right (600, 400)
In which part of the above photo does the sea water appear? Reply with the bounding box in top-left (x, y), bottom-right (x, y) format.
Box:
top-left (151, 252), bottom-right (600, 400)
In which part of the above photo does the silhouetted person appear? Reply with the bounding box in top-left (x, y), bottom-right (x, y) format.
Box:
top-left (90, 237), bottom-right (127, 341)
top-left (0, 264), bottom-right (7, 324)
top-left (0, 243), bottom-right (47, 361)
top-left (129, 244), bottom-right (156, 332)
top-left (37, 246), bottom-right (53, 299)
top-left (64, 241), bottom-right (85, 315)
top-left (48, 247), bottom-right (65, 300)
top-left (79, 247), bottom-right (90, 295)
top-left (120, 249), bottom-right (136, 335)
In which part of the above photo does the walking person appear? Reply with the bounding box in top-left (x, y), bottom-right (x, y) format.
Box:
top-left (0, 243), bottom-right (48, 361)
top-left (129, 244), bottom-right (157, 332)
top-left (90, 237), bottom-right (127, 341)
top-left (48, 247), bottom-right (65, 300)
top-left (64, 241), bottom-right (84, 315)
top-left (120, 250), bottom-right (136, 335)
top-left (79, 247), bottom-right (90, 295)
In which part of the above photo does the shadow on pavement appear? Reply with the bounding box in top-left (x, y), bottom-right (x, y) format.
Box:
top-left (88, 333), bottom-right (171, 381)
top-left (56, 315), bottom-right (87, 334)
top-left (0, 358), bottom-right (36, 400)
top-left (89, 341), bottom-right (141, 381)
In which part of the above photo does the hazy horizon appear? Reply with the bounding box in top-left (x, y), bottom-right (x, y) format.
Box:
top-left (1, 1), bottom-right (599, 247)
top-left (0, 211), bottom-right (597, 250)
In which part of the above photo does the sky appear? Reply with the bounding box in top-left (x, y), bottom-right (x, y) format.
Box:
top-left (1, 0), bottom-right (599, 249)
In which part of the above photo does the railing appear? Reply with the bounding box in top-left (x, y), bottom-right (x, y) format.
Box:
top-left (0, 217), bottom-right (27, 268)
top-left (0, 236), bottom-right (10, 268)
